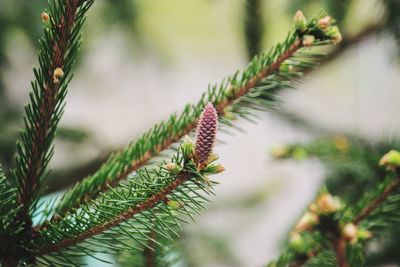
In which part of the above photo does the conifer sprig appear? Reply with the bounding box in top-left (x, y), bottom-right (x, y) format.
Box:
top-left (32, 140), bottom-right (223, 265)
top-left (12, 0), bottom-right (94, 230)
top-left (353, 176), bottom-right (400, 225)
top-left (53, 10), bottom-right (342, 218)
top-left (118, 235), bottom-right (184, 267)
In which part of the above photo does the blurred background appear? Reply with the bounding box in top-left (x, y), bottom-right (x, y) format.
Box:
top-left (1, 0), bottom-right (400, 266)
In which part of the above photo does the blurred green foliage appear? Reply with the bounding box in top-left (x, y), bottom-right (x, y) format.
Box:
top-left (273, 135), bottom-right (400, 265)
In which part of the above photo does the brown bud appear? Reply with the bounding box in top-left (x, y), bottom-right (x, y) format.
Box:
top-left (215, 164), bottom-right (225, 173)
top-left (294, 10), bottom-right (307, 32)
top-left (53, 67), bottom-right (64, 84)
top-left (315, 193), bottom-right (341, 214)
top-left (334, 135), bottom-right (349, 152)
top-left (165, 163), bottom-right (181, 174)
top-left (326, 26), bottom-right (342, 44)
top-left (379, 150), bottom-right (400, 170)
top-left (317, 16), bottom-right (332, 30)
top-left (302, 35), bottom-right (315, 47)
top-left (342, 223), bottom-right (358, 244)
top-left (295, 211), bottom-right (319, 232)
top-left (270, 145), bottom-right (289, 158)
top-left (41, 12), bottom-right (50, 23)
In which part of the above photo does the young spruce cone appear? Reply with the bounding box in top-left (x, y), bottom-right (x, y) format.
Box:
top-left (195, 102), bottom-right (218, 168)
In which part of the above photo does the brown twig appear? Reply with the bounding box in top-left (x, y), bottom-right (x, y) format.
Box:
top-left (333, 237), bottom-right (349, 267)
top-left (353, 177), bottom-right (400, 225)
top-left (34, 172), bottom-right (190, 255)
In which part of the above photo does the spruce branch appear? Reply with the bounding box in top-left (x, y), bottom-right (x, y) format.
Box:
top-left (348, 150), bottom-right (400, 227)
top-left (12, 0), bottom-right (94, 231)
top-left (36, 172), bottom-right (192, 256)
top-left (53, 10), bottom-right (342, 218)
top-left (32, 133), bottom-right (223, 264)
top-left (353, 176), bottom-right (400, 225)
top-left (42, 20), bottom-right (381, 196)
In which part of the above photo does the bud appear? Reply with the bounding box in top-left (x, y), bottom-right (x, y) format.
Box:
top-left (224, 85), bottom-right (236, 98)
top-left (342, 223), bottom-right (358, 244)
top-left (41, 12), bottom-right (50, 23)
top-left (223, 106), bottom-right (236, 120)
top-left (317, 16), bottom-right (332, 30)
top-left (270, 145), bottom-right (289, 159)
top-left (302, 35), bottom-right (315, 47)
top-left (207, 153), bottom-right (219, 163)
top-left (294, 10), bottom-right (307, 32)
top-left (181, 135), bottom-right (195, 159)
top-left (315, 193), bottom-right (341, 214)
top-left (293, 147), bottom-right (307, 160)
top-left (53, 67), bottom-right (64, 84)
top-left (202, 163), bottom-right (225, 175)
top-left (309, 203), bottom-right (318, 213)
top-left (295, 211), bottom-right (319, 232)
top-left (357, 229), bottom-right (372, 240)
top-left (166, 199), bottom-right (183, 210)
top-left (280, 63), bottom-right (293, 72)
top-left (223, 110), bottom-right (237, 120)
top-left (215, 164), bottom-right (225, 173)
top-left (326, 26), bottom-right (342, 44)
top-left (195, 103), bottom-right (218, 168)
top-left (379, 150), bottom-right (400, 170)
top-left (289, 232), bottom-right (307, 253)
top-left (165, 162), bottom-right (182, 174)
top-left (334, 135), bottom-right (349, 152)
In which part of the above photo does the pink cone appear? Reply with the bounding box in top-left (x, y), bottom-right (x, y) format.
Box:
top-left (195, 103), bottom-right (218, 167)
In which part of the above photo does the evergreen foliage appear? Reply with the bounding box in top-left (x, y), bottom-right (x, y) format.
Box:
top-left (32, 144), bottom-right (221, 265)
top-left (11, 0), bottom-right (94, 234)
top-left (54, 9), bottom-right (339, 219)
top-left (2, 0), bottom-right (399, 266)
